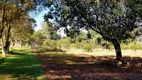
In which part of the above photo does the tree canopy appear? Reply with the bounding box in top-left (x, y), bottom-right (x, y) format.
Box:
top-left (0, 0), bottom-right (35, 57)
top-left (36, 0), bottom-right (141, 62)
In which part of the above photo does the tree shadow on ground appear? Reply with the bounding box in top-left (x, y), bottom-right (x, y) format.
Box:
top-left (32, 48), bottom-right (65, 53)
top-left (9, 51), bottom-right (26, 56)
top-left (38, 53), bottom-right (142, 80)
top-left (0, 51), bottom-right (44, 79)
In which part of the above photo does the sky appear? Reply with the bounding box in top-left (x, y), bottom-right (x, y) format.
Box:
top-left (29, 9), bottom-right (49, 31)
top-left (28, 8), bottom-right (87, 37)
top-left (29, 9), bottom-right (67, 37)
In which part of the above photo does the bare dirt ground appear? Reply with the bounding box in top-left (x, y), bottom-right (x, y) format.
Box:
top-left (37, 49), bottom-right (142, 80)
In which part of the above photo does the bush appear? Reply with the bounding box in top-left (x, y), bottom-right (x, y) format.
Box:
top-left (121, 42), bottom-right (141, 51)
top-left (131, 42), bottom-right (141, 51)
top-left (56, 40), bottom-right (62, 49)
top-left (75, 41), bottom-right (82, 49)
top-left (121, 44), bottom-right (130, 50)
top-left (109, 44), bottom-right (114, 51)
top-left (42, 40), bottom-right (61, 50)
top-left (60, 37), bottom-right (71, 49)
top-left (70, 43), bottom-right (76, 48)
top-left (83, 43), bottom-right (93, 52)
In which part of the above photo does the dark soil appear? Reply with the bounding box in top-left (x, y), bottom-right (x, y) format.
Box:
top-left (37, 53), bottom-right (142, 80)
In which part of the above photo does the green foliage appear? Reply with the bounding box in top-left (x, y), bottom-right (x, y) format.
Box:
top-left (67, 28), bottom-right (81, 43)
top-left (131, 42), bottom-right (141, 51)
top-left (121, 44), bottom-right (129, 50)
top-left (135, 35), bottom-right (142, 46)
top-left (44, 0), bottom-right (138, 42)
top-left (82, 41), bottom-right (93, 52)
top-left (31, 30), bottom-right (46, 46)
top-left (83, 44), bottom-right (92, 52)
top-left (127, 0), bottom-right (142, 18)
top-left (109, 44), bottom-right (114, 51)
top-left (42, 40), bottom-right (58, 50)
top-left (34, 0), bottom-right (142, 62)
top-left (76, 33), bottom-right (87, 42)
top-left (75, 41), bottom-right (82, 49)
top-left (42, 21), bottom-right (59, 40)
top-left (0, 0), bottom-right (35, 56)
top-left (30, 21), bottom-right (60, 46)
top-left (48, 26), bottom-right (59, 40)
top-left (60, 37), bottom-right (71, 49)
top-left (56, 40), bottom-right (62, 49)
top-left (121, 41), bottom-right (141, 50)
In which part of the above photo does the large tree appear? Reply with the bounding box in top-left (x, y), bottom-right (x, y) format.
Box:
top-left (35, 0), bottom-right (141, 63)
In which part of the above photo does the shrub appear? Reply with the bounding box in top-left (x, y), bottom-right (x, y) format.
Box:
top-left (131, 42), bottom-right (141, 51)
top-left (61, 37), bottom-right (71, 49)
top-left (42, 40), bottom-right (58, 50)
top-left (121, 44), bottom-right (130, 50)
top-left (75, 41), bottom-right (82, 49)
top-left (121, 42), bottom-right (141, 51)
top-left (109, 44), bottom-right (114, 51)
top-left (56, 40), bottom-right (62, 49)
top-left (83, 43), bottom-right (93, 52)
top-left (70, 43), bottom-right (76, 48)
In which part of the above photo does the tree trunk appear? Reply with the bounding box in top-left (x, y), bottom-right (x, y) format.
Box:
top-left (0, 0), bottom-right (7, 39)
top-left (2, 41), bottom-right (10, 57)
top-left (2, 47), bottom-right (7, 57)
top-left (112, 40), bottom-right (123, 62)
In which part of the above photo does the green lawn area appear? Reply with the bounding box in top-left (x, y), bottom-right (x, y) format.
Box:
top-left (0, 47), bottom-right (45, 80)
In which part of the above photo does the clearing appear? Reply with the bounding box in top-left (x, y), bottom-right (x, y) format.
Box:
top-left (37, 49), bottom-right (142, 80)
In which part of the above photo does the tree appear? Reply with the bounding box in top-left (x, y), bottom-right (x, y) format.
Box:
top-left (10, 17), bottom-right (34, 47)
top-left (66, 27), bottom-right (81, 43)
top-left (1, 3), bottom-right (22, 56)
top-left (0, 0), bottom-right (35, 57)
top-left (42, 21), bottom-right (59, 40)
top-left (0, 0), bottom-right (8, 39)
top-left (0, 0), bottom-right (34, 38)
top-left (76, 32), bottom-right (87, 43)
top-left (31, 30), bottom-right (46, 46)
top-left (42, 0), bottom-right (140, 63)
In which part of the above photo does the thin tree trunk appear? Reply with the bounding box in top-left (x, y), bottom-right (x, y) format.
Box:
top-left (2, 47), bottom-right (6, 57)
top-left (112, 40), bottom-right (123, 62)
top-left (19, 40), bottom-right (22, 46)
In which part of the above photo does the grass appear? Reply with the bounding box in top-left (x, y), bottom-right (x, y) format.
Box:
top-left (0, 47), bottom-right (141, 79)
top-left (64, 48), bottom-right (142, 57)
top-left (0, 47), bottom-right (45, 80)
